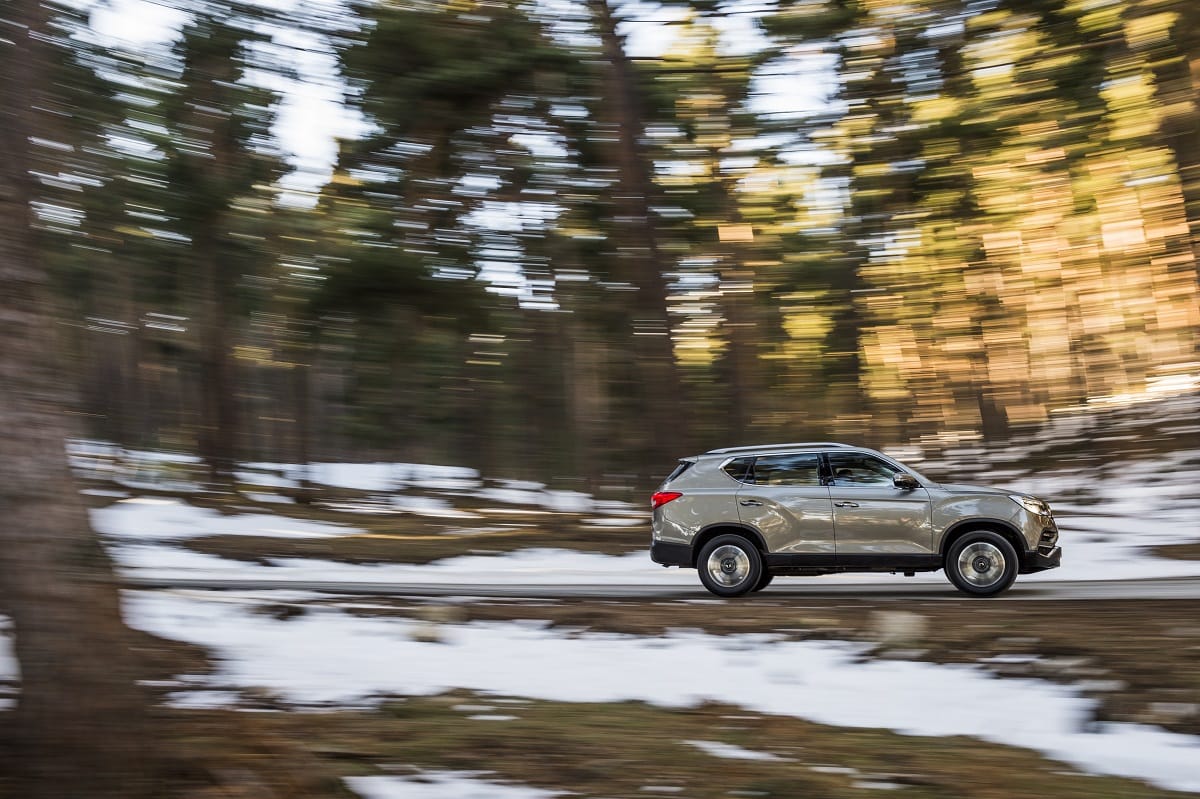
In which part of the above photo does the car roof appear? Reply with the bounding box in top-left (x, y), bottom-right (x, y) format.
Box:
top-left (700, 442), bottom-right (856, 456)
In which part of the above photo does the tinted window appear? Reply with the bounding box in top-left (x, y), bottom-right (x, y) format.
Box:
top-left (665, 460), bottom-right (694, 482)
top-left (750, 454), bottom-right (822, 486)
top-left (722, 457), bottom-right (754, 482)
top-left (828, 452), bottom-right (901, 486)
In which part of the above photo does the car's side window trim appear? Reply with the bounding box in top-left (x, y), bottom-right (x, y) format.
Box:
top-left (722, 449), bottom-right (919, 487)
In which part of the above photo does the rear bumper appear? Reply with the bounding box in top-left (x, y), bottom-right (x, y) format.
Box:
top-left (650, 540), bottom-right (692, 567)
top-left (1020, 546), bottom-right (1062, 573)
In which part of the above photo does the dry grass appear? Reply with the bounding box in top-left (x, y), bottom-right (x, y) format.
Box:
top-left (140, 692), bottom-right (1200, 798)
top-left (1156, 543), bottom-right (1200, 561)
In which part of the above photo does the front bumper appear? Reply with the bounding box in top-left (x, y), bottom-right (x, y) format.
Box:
top-left (1020, 546), bottom-right (1062, 573)
top-left (650, 540), bottom-right (692, 567)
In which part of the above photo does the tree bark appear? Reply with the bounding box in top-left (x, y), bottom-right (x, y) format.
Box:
top-left (589, 0), bottom-right (691, 469)
top-left (0, 2), bottom-right (158, 795)
top-left (196, 227), bottom-right (239, 485)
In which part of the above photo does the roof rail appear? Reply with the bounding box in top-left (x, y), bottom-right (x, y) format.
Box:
top-left (704, 442), bottom-right (853, 455)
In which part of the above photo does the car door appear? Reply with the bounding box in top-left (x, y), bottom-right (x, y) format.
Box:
top-left (826, 451), bottom-right (933, 560)
top-left (734, 452), bottom-right (835, 556)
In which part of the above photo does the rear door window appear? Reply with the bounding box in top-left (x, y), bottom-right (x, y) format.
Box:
top-left (750, 453), bottom-right (823, 486)
top-left (722, 457), bottom-right (754, 483)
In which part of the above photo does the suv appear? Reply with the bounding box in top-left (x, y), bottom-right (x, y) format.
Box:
top-left (650, 442), bottom-right (1061, 597)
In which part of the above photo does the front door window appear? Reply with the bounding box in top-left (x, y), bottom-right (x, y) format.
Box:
top-left (827, 452), bottom-right (902, 486)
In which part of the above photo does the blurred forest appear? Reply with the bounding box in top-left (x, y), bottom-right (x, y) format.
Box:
top-left (8, 0), bottom-right (1200, 484)
top-left (1, 1), bottom-right (1198, 794)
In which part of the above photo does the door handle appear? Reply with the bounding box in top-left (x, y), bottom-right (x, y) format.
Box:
top-left (834, 501), bottom-right (859, 508)
top-left (739, 499), bottom-right (763, 506)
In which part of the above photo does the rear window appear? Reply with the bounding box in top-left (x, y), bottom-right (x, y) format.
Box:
top-left (664, 460), bottom-right (694, 483)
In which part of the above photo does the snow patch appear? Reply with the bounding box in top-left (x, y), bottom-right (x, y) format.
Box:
top-left (125, 591), bottom-right (1200, 793)
top-left (91, 498), bottom-right (360, 541)
top-left (346, 771), bottom-right (565, 799)
top-left (0, 615), bottom-right (17, 709)
top-left (684, 740), bottom-right (789, 761)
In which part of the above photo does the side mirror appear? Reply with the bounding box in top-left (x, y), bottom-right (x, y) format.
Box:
top-left (893, 473), bottom-right (919, 490)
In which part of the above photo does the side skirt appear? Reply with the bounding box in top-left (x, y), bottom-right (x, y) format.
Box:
top-left (766, 553), bottom-right (942, 575)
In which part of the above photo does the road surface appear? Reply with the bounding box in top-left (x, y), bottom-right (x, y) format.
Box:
top-left (123, 575), bottom-right (1200, 601)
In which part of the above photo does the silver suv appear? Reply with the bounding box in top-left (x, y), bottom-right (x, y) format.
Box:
top-left (650, 442), bottom-right (1061, 597)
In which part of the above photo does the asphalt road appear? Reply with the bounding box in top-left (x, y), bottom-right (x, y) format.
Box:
top-left (123, 575), bottom-right (1200, 601)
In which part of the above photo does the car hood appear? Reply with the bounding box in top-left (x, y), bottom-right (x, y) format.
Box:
top-left (934, 483), bottom-right (1011, 496)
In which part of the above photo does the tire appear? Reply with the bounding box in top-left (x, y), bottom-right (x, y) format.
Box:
top-left (752, 571), bottom-right (774, 592)
top-left (945, 531), bottom-right (1018, 597)
top-left (697, 534), bottom-right (763, 598)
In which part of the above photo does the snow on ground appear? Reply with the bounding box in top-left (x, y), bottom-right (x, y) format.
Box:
top-left (102, 527), bottom-right (1200, 588)
top-left (346, 771), bottom-right (565, 799)
top-left (124, 590), bottom-right (1200, 793)
top-left (983, 449), bottom-right (1200, 583)
top-left (0, 615), bottom-right (16, 710)
top-left (684, 740), bottom-right (788, 761)
top-left (73, 441), bottom-right (640, 522)
top-left (103, 542), bottom-right (696, 586)
top-left (320, 496), bottom-right (484, 520)
top-left (237, 461), bottom-right (487, 494)
top-left (92, 497), bottom-right (361, 541)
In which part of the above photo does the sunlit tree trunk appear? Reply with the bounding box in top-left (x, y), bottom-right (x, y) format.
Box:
top-left (0, 1), bottom-right (157, 794)
top-left (1145, 7), bottom-right (1200, 295)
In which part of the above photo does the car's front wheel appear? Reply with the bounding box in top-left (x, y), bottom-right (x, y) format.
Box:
top-left (945, 531), bottom-right (1018, 597)
top-left (697, 534), bottom-right (763, 598)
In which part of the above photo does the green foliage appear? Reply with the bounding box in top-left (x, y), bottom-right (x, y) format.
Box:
top-left (19, 0), bottom-right (1200, 476)
top-left (343, 0), bottom-right (574, 164)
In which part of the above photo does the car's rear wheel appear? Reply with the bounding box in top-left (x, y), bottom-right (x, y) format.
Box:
top-left (945, 531), bottom-right (1018, 597)
top-left (697, 534), bottom-right (763, 597)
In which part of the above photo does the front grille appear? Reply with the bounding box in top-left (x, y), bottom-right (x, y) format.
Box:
top-left (1038, 528), bottom-right (1058, 555)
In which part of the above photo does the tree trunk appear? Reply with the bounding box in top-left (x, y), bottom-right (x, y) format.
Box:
top-left (719, 261), bottom-right (760, 441)
top-left (0, 2), bottom-right (158, 795)
top-left (589, 0), bottom-right (691, 471)
top-left (293, 346), bottom-right (316, 504)
top-left (1143, 6), bottom-right (1200, 255)
top-left (195, 227), bottom-right (239, 486)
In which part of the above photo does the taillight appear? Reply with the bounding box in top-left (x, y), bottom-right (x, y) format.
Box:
top-left (651, 491), bottom-right (683, 509)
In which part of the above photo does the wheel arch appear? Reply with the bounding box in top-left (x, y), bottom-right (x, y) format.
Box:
top-left (939, 519), bottom-right (1026, 559)
top-left (692, 523), bottom-right (768, 567)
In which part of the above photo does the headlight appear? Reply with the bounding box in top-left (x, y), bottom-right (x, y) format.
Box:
top-left (1009, 495), bottom-right (1050, 516)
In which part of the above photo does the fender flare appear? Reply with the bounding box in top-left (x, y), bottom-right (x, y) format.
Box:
top-left (691, 523), bottom-right (768, 566)
top-left (939, 518), bottom-right (1027, 556)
